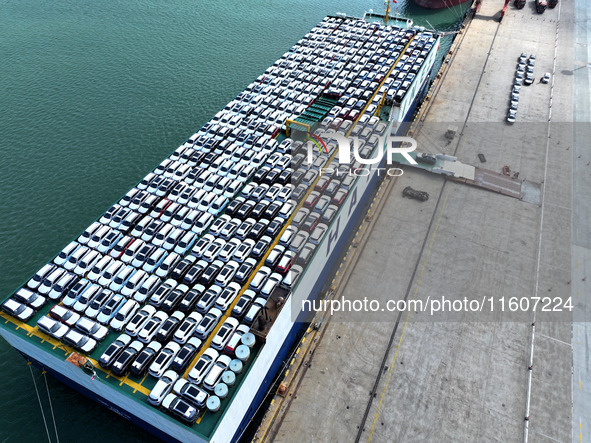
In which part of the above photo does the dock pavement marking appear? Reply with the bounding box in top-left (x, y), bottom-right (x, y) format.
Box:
top-left (366, 190), bottom-right (450, 443)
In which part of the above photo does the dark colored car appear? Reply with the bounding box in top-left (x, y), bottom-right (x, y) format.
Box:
top-left (161, 286), bottom-right (189, 313)
top-left (183, 261), bottom-right (208, 286)
top-left (111, 342), bottom-right (143, 377)
top-left (199, 261), bottom-right (222, 286)
top-left (302, 212), bottom-right (321, 232)
top-left (99, 335), bottom-right (131, 369)
top-left (130, 342), bottom-right (162, 377)
top-left (402, 186), bottom-right (429, 202)
top-left (164, 395), bottom-right (199, 425)
top-left (248, 220), bottom-right (269, 241)
top-left (178, 285), bottom-right (206, 312)
top-left (170, 257), bottom-right (196, 281)
top-left (170, 339), bottom-right (201, 372)
top-left (155, 313), bottom-right (184, 343)
top-left (236, 200), bottom-right (256, 219)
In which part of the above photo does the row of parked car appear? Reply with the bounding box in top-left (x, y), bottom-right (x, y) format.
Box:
top-left (508, 52), bottom-right (537, 123)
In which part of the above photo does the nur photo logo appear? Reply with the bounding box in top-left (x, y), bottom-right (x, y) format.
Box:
top-left (306, 131), bottom-right (418, 167)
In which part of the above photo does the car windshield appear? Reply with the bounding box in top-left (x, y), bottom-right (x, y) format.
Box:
top-left (135, 352), bottom-right (149, 365)
top-left (194, 358), bottom-right (209, 372)
top-left (146, 256), bottom-right (158, 266)
top-left (200, 317), bottom-right (213, 329)
top-left (154, 352), bottom-right (169, 365)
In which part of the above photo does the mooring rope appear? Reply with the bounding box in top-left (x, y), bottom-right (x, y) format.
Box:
top-left (42, 371), bottom-right (60, 443)
top-left (28, 363), bottom-right (52, 443)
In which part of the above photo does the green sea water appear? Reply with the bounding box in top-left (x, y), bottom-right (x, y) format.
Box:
top-left (0, 0), bottom-right (470, 440)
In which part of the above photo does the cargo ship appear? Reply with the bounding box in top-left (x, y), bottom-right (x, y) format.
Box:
top-left (0, 15), bottom-right (440, 442)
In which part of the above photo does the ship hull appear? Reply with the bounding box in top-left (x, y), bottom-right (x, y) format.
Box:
top-left (413, 0), bottom-right (470, 9)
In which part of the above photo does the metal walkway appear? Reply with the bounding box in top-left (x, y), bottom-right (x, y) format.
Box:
top-left (398, 152), bottom-right (542, 205)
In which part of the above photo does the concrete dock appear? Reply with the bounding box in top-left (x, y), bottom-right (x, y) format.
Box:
top-left (257, 0), bottom-right (589, 441)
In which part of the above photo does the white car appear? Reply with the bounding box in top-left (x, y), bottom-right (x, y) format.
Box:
top-left (137, 311), bottom-right (168, 343)
top-left (542, 72), bottom-right (550, 84)
top-left (174, 232), bottom-right (197, 255)
top-left (149, 342), bottom-right (181, 378)
top-left (186, 189), bottom-right (207, 209)
top-left (219, 218), bottom-right (241, 240)
top-left (194, 307), bottom-right (223, 339)
top-left (233, 239), bottom-right (256, 262)
top-left (260, 272), bottom-right (283, 298)
top-left (208, 215), bottom-right (231, 237)
top-left (196, 286), bottom-right (223, 313)
top-left (152, 224), bottom-right (174, 247)
top-left (244, 297), bottom-right (267, 325)
top-left (73, 249), bottom-right (102, 277)
top-left (77, 222), bottom-right (101, 245)
top-left (110, 299), bottom-right (140, 332)
top-left (187, 348), bottom-right (220, 384)
top-left (217, 239), bottom-right (242, 262)
top-left (170, 207), bottom-right (191, 228)
top-left (208, 196), bottom-right (228, 216)
top-left (120, 240), bottom-right (145, 264)
top-left (62, 278), bottom-right (90, 307)
top-left (215, 261), bottom-right (239, 287)
top-left (2, 298), bottom-right (34, 322)
top-left (87, 255), bottom-right (114, 282)
top-left (148, 369), bottom-right (179, 406)
top-left (171, 370), bottom-right (208, 408)
top-left (15, 288), bottom-right (46, 310)
top-left (109, 236), bottom-right (133, 258)
top-left (109, 266), bottom-right (136, 293)
top-left (149, 279), bottom-right (178, 307)
top-left (134, 275), bottom-right (161, 303)
top-left (203, 355), bottom-right (232, 392)
top-left (87, 225), bottom-right (110, 249)
top-left (71, 284), bottom-right (101, 313)
top-left (75, 316), bottom-right (109, 341)
top-left (194, 213), bottom-right (215, 237)
top-left (507, 109), bottom-right (517, 124)
top-left (210, 317), bottom-right (239, 351)
top-left (97, 261), bottom-right (125, 287)
top-left (120, 270), bottom-right (148, 297)
top-left (277, 184), bottom-right (294, 202)
top-left (54, 241), bottom-right (79, 266)
top-left (63, 329), bottom-right (97, 354)
top-left (27, 264), bottom-right (56, 290)
top-left (223, 179), bottom-right (243, 199)
top-left (125, 305), bottom-right (157, 336)
top-left (155, 253), bottom-right (181, 278)
top-left (179, 208), bottom-right (199, 231)
top-left (214, 282), bottom-right (241, 311)
top-left (37, 316), bottom-right (69, 339)
top-left (197, 192), bottom-right (216, 212)
top-left (191, 234), bottom-right (215, 258)
top-left (202, 239), bottom-right (226, 263)
top-left (130, 217), bottom-right (152, 238)
top-left (249, 266), bottom-right (272, 293)
top-left (142, 248), bottom-right (168, 274)
top-left (173, 312), bottom-right (203, 344)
